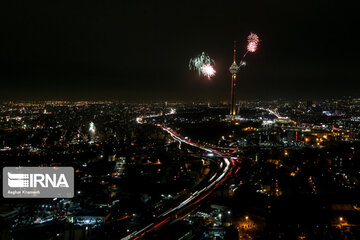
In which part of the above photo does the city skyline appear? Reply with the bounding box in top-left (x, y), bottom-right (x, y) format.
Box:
top-left (1, 99), bottom-right (360, 239)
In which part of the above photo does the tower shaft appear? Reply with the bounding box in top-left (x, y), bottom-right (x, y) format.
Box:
top-left (230, 74), bottom-right (236, 115)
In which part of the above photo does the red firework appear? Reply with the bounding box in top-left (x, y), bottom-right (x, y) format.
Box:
top-left (247, 33), bottom-right (260, 52)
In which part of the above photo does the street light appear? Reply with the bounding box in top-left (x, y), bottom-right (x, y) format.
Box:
top-left (339, 216), bottom-right (345, 229)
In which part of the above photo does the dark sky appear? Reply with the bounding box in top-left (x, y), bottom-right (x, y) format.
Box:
top-left (1, 0), bottom-right (359, 101)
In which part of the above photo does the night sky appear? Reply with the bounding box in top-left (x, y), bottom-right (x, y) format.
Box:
top-left (1, 1), bottom-right (359, 101)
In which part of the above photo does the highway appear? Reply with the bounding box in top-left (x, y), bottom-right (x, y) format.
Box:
top-left (121, 123), bottom-right (233, 239)
top-left (256, 107), bottom-right (289, 120)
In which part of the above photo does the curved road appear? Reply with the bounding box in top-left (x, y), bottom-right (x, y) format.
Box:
top-left (121, 124), bottom-right (233, 239)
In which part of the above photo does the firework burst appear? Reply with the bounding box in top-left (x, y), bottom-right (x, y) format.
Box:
top-left (246, 32), bottom-right (260, 53)
top-left (201, 64), bottom-right (216, 80)
top-left (189, 52), bottom-right (216, 76)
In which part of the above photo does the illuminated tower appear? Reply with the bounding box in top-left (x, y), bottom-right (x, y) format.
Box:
top-left (89, 122), bottom-right (96, 134)
top-left (229, 41), bottom-right (240, 115)
top-left (89, 122), bottom-right (96, 141)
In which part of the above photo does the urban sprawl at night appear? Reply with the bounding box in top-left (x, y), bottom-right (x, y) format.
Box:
top-left (1, 1), bottom-right (360, 239)
top-left (1, 98), bottom-right (360, 239)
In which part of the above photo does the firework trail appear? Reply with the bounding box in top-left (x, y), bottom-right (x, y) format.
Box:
top-left (189, 52), bottom-right (216, 77)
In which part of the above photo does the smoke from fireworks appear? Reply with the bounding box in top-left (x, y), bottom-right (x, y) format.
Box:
top-left (246, 32), bottom-right (260, 53)
top-left (189, 52), bottom-right (216, 79)
top-left (201, 64), bottom-right (216, 79)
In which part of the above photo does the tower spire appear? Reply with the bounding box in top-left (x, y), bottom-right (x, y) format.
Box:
top-left (233, 40), bottom-right (237, 63)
